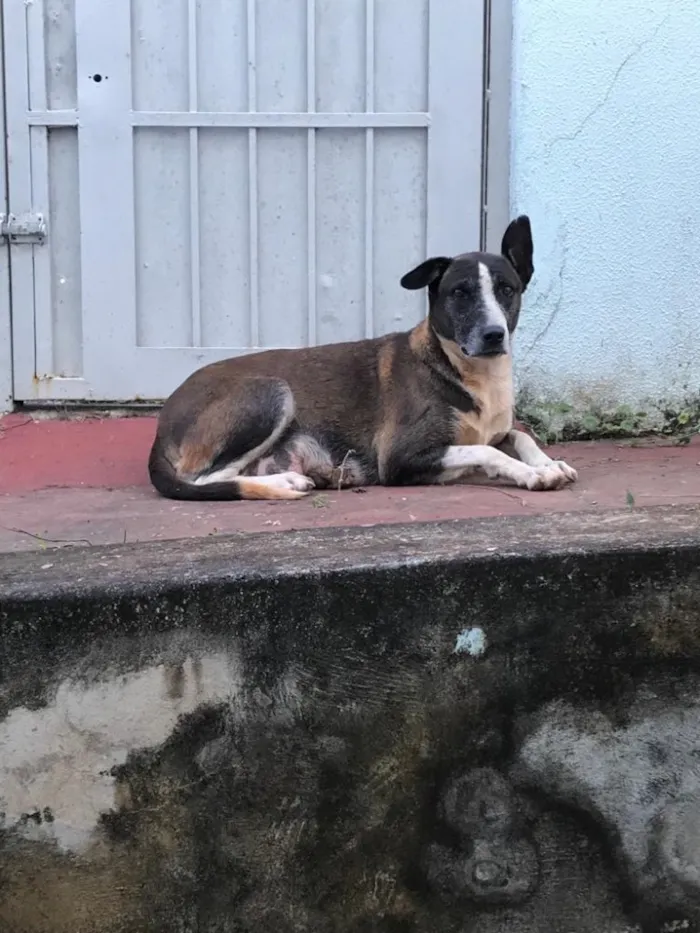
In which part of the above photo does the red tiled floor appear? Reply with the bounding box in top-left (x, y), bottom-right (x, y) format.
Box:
top-left (0, 412), bottom-right (698, 553)
top-left (0, 412), bottom-right (155, 491)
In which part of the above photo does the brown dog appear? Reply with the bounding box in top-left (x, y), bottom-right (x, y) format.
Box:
top-left (149, 216), bottom-right (577, 501)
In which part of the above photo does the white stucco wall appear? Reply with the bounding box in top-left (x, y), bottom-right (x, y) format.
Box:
top-left (511, 0), bottom-right (700, 423)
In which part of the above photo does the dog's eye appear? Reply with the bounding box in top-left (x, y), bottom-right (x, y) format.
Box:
top-left (499, 284), bottom-right (515, 298)
top-left (452, 287), bottom-right (466, 298)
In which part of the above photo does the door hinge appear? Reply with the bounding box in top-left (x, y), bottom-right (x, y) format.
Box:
top-left (0, 212), bottom-right (47, 245)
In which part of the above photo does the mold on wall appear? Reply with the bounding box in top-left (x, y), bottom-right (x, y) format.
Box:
top-left (2, 512), bottom-right (700, 930)
top-left (510, 0), bottom-right (700, 434)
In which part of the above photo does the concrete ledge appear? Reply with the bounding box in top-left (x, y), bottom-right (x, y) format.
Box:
top-left (1, 505), bottom-right (700, 931)
top-left (2, 504), bottom-right (699, 602)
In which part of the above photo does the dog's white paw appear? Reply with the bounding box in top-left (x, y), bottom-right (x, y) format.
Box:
top-left (271, 471), bottom-right (316, 493)
top-left (550, 459), bottom-right (578, 483)
top-left (519, 464), bottom-right (572, 491)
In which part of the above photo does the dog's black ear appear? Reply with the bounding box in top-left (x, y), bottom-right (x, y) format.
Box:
top-left (501, 216), bottom-right (534, 290)
top-left (400, 257), bottom-right (451, 291)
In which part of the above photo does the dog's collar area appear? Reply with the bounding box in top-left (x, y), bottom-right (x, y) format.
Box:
top-left (417, 328), bottom-right (480, 414)
top-left (433, 367), bottom-right (480, 415)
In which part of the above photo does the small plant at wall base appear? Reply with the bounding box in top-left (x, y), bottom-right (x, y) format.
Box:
top-left (662, 407), bottom-right (700, 445)
top-left (515, 393), bottom-right (700, 446)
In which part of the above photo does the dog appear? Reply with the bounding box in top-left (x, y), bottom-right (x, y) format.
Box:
top-left (148, 215), bottom-right (577, 501)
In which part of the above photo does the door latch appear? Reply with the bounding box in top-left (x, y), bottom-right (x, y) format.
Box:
top-left (0, 212), bottom-right (47, 244)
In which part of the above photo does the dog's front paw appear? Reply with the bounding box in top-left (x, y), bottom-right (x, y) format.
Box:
top-left (519, 464), bottom-right (572, 491)
top-left (272, 471), bottom-right (316, 494)
top-left (550, 459), bottom-right (578, 483)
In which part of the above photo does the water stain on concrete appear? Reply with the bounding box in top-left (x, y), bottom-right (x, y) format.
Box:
top-left (1, 509), bottom-right (699, 931)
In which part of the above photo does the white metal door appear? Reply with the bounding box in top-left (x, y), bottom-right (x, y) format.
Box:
top-left (6, 0), bottom-right (486, 403)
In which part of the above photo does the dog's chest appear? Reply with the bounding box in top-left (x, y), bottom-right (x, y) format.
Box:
top-left (453, 364), bottom-right (514, 447)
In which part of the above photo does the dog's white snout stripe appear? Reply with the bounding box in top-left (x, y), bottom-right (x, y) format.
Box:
top-left (477, 261), bottom-right (509, 347)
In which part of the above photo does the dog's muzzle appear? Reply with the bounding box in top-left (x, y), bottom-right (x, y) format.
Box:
top-left (461, 325), bottom-right (507, 358)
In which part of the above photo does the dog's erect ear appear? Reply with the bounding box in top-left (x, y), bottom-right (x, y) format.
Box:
top-left (400, 257), bottom-right (451, 291)
top-left (501, 215), bottom-right (534, 290)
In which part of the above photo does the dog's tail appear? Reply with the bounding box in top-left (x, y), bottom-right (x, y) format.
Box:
top-left (148, 440), bottom-right (245, 501)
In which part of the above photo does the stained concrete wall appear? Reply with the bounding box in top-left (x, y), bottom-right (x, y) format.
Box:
top-left (511, 0), bottom-right (700, 431)
top-left (2, 511), bottom-right (700, 931)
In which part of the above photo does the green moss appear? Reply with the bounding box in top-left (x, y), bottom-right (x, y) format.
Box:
top-left (516, 392), bottom-right (700, 445)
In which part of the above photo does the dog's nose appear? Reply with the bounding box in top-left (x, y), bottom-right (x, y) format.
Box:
top-left (482, 326), bottom-right (505, 347)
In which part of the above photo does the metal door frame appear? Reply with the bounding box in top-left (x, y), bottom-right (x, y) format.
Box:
top-left (0, 10), bottom-right (12, 412)
top-left (3, 0), bottom-right (73, 403)
top-left (483, 0), bottom-right (512, 255)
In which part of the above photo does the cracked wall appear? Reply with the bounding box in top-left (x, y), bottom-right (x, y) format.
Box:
top-left (510, 0), bottom-right (700, 415)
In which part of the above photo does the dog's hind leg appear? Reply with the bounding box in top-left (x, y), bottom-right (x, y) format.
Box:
top-left (152, 377), bottom-right (315, 500)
